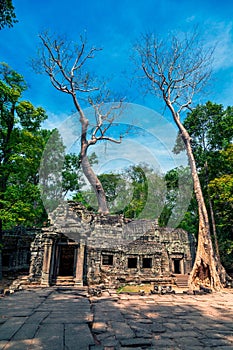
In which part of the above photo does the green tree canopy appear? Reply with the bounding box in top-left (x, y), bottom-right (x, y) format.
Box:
top-left (174, 101), bottom-right (233, 270)
top-left (174, 101), bottom-right (233, 173)
top-left (0, 0), bottom-right (17, 29)
top-left (83, 164), bottom-right (166, 219)
top-left (209, 145), bottom-right (233, 270)
top-left (0, 63), bottom-right (48, 229)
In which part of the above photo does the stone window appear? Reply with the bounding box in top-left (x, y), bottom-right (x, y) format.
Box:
top-left (102, 254), bottom-right (113, 266)
top-left (127, 257), bottom-right (137, 268)
top-left (142, 257), bottom-right (152, 268)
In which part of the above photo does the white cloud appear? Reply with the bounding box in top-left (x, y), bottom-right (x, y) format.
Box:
top-left (207, 22), bottom-right (233, 70)
top-left (186, 16), bottom-right (196, 23)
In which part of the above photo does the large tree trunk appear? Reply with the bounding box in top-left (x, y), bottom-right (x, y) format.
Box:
top-left (204, 162), bottom-right (228, 284)
top-left (81, 153), bottom-right (109, 214)
top-left (175, 116), bottom-right (222, 291)
top-left (208, 195), bottom-right (227, 284)
top-left (203, 162), bottom-right (221, 259)
top-left (73, 96), bottom-right (109, 214)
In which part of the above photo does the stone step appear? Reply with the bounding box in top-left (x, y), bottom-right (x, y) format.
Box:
top-left (55, 276), bottom-right (75, 286)
top-left (176, 283), bottom-right (189, 288)
top-left (175, 274), bottom-right (189, 288)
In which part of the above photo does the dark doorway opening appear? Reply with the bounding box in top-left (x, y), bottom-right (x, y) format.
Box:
top-left (174, 259), bottom-right (181, 274)
top-left (59, 245), bottom-right (75, 276)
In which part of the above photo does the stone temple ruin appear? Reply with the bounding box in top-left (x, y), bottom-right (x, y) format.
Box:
top-left (24, 202), bottom-right (195, 287)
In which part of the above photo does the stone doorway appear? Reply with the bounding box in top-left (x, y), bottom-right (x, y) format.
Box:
top-left (173, 258), bottom-right (181, 274)
top-left (170, 253), bottom-right (184, 275)
top-left (58, 244), bottom-right (75, 276)
top-left (51, 239), bottom-right (85, 286)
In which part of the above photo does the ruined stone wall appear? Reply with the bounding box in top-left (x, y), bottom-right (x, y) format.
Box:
top-left (86, 223), bottom-right (195, 287)
top-left (2, 228), bottom-right (40, 275)
top-left (27, 202), bottom-right (196, 287)
top-left (86, 240), bottom-right (163, 287)
top-left (162, 228), bottom-right (194, 274)
top-left (28, 232), bottom-right (45, 280)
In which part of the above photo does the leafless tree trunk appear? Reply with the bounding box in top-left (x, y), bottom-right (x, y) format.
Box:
top-left (134, 31), bottom-right (223, 290)
top-left (36, 33), bottom-right (123, 213)
top-left (204, 162), bottom-right (228, 283)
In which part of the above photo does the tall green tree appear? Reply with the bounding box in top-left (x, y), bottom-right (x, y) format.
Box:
top-left (98, 173), bottom-right (126, 213)
top-left (209, 145), bottom-right (233, 270)
top-left (123, 165), bottom-right (148, 219)
top-left (73, 169), bottom-right (128, 213)
top-left (174, 102), bottom-right (233, 172)
top-left (2, 128), bottom-right (50, 229)
top-left (0, 63), bottom-right (47, 279)
top-left (39, 129), bottom-right (90, 213)
top-left (174, 102), bottom-right (233, 275)
top-left (0, 0), bottom-right (17, 29)
top-left (92, 164), bottom-right (166, 219)
top-left (159, 166), bottom-right (196, 230)
top-left (122, 164), bottom-right (166, 219)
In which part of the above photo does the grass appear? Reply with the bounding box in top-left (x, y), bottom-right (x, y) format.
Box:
top-left (117, 284), bottom-right (154, 294)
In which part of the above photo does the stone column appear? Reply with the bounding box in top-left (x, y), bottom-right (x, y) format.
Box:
top-left (180, 259), bottom-right (185, 274)
top-left (184, 258), bottom-right (192, 274)
top-left (28, 252), bottom-right (36, 278)
top-left (41, 237), bottom-right (53, 286)
top-left (74, 244), bottom-right (85, 286)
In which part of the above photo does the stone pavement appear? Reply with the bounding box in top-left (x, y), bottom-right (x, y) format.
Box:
top-left (0, 287), bottom-right (233, 350)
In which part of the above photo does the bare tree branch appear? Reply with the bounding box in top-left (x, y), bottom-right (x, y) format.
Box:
top-left (35, 32), bottom-right (125, 214)
top-left (134, 29), bottom-right (223, 290)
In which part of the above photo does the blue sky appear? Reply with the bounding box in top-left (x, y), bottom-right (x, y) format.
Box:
top-left (1, 0), bottom-right (233, 121)
top-left (3, 0), bottom-right (232, 219)
top-left (1, 0), bottom-right (233, 175)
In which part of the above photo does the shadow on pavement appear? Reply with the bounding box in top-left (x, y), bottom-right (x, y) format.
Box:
top-left (0, 287), bottom-right (232, 349)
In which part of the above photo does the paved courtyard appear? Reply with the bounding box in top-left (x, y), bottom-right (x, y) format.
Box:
top-left (0, 287), bottom-right (233, 349)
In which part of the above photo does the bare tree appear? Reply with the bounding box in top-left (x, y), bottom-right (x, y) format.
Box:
top-left (134, 30), bottom-right (223, 290)
top-left (36, 33), bottom-right (123, 214)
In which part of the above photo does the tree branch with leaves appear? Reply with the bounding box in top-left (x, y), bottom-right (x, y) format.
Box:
top-left (0, 0), bottom-right (17, 29)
